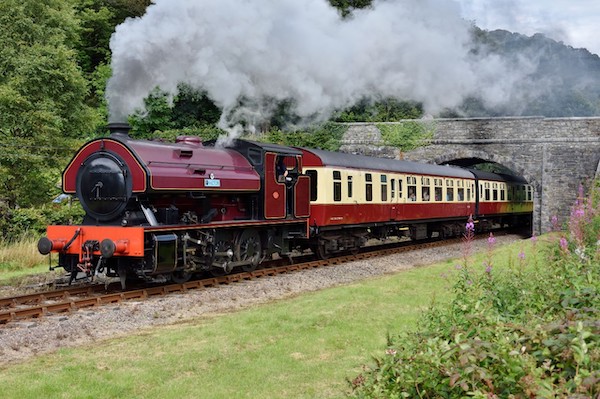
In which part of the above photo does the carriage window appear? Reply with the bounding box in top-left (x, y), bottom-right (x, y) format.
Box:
top-left (467, 188), bottom-right (471, 202)
top-left (306, 170), bottom-right (318, 201)
top-left (445, 179), bottom-right (454, 201)
top-left (365, 173), bottom-right (373, 202)
top-left (485, 182), bottom-right (491, 201)
top-left (407, 176), bottom-right (416, 201)
top-left (457, 188), bottom-right (464, 201)
top-left (398, 179), bottom-right (403, 199)
top-left (422, 177), bottom-right (431, 202)
top-left (507, 186), bottom-right (513, 200)
top-left (433, 179), bottom-right (442, 201)
top-left (516, 185), bottom-right (523, 201)
top-left (422, 187), bottom-right (431, 201)
top-left (347, 175), bottom-right (353, 198)
top-left (381, 175), bottom-right (388, 202)
top-left (391, 179), bottom-right (395, 199)
top-left (527, 186), bottom-right (533, 201)
top-left (333, 171), bottom-right (342, 202)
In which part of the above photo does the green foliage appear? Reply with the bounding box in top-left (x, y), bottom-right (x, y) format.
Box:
top-left (129, 84), bottom-right (222, 140)
top-left (328, 0), bottom-right (373, 17)
top-left (336, 98), bottom-right (423, 122)
top-left (0, 202), bottom-right (84, 242)
top-left (377, 121), bottom-right (434, 151)
top-left (0, 0), bottom-right (96, 208)
top-left (75, 0), bottom-right (151, 75)
top-left (255, 122), bottom-right (348, 151)
top-left (350, 184), bottom-right (600, 398)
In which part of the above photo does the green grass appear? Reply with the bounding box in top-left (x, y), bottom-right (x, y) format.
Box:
top-left (0, 261), bottom-right (56, 288)
top-left (0, 236), bottom-right (47, 282)
top-left (0, 237), bottom-right (543, 398)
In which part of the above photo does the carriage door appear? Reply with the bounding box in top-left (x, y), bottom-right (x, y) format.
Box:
top-left (389, 176), bottom-right (397, 221)
top-left (294, 155), bottom-right (310, 218)
top-left (264, 153), bottom-right (286, 219)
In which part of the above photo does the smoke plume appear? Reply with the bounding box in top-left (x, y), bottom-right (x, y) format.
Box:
top-left (106, 0), bottom-right (534, 132)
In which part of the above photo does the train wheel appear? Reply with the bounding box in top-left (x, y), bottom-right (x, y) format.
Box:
top-left (236, 229), bottom-right (262, 272)
top-left (315, 241), bottom-right (330, 260)
top-left (210, 240), bottom-right (233, 277)
top-left (171, 270), bottom-right (192, 284)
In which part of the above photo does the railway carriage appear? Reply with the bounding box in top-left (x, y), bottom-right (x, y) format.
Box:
top-left (38, 125), bottom-right (533, 286)
top-left (300, 148), bottom-right (476, 255)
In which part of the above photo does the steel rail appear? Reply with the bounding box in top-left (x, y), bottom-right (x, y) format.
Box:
top-left (0, 234), bottom-right (496, 325)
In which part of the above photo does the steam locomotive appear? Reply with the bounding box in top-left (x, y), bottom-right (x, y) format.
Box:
top-left (38, 123), bottom-right (533, 287)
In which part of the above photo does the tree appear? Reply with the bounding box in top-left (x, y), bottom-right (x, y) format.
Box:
top-left (328, 0), bottom-right (373, 17)
top-left (0, 0), bottom-right (95, 207)
top-left (335, 98), bottom-right (423, 122)
top-left (129, 84), bottom-right (222, 139)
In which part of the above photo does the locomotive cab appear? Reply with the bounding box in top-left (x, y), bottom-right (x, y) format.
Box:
top-left (205, 139), bottom-right (311, 221)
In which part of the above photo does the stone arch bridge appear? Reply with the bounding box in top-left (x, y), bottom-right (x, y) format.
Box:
top-left (339, 117), bottom-right (600, 234)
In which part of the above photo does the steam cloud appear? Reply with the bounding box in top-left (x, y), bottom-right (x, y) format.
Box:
top-left (106, 0), bottom-right (535, 132)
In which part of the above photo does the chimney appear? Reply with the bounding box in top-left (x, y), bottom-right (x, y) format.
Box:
top-left (107, 122), bottom-right (132, 136)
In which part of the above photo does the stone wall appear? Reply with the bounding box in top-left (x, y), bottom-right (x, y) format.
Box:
top-left (339, 117), bottom-right (600, 234)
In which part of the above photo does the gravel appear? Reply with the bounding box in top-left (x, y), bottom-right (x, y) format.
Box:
top-left (0, 235), bottom-right (521, 366)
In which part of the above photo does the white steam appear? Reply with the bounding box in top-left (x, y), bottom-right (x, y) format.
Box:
top-left (107, 0), bottom-right (534, 132)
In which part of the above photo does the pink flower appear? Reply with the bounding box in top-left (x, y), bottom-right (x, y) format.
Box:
top-left (484, 262), bottom-right (492, 274)
top-left (518, 251), bottom-right (526, 260)
top-left (466, 221), bottom-right (475, 232)
top-left (530, 235), bottom-right (538, 244)
top-left (487, 233), bottom-right (496, 246)
top-left (559, 237), bottom-right (569, 252)
top-left (551, 215), bottom-right (559, 231)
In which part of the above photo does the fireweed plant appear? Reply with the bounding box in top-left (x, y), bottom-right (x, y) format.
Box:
top-left (350, 185), bottom-right (600, 398)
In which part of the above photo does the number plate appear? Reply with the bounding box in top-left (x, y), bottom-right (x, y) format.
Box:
top-left (204, 179), bottom-right (221, 187)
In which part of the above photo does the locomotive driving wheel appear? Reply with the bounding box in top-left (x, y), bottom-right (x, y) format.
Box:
top-left (236, 229), bottom-right (262, 272)
top-left (171, 270), bottom-right (192, 284)
top-left (210, 240), bottom-right (233, 277)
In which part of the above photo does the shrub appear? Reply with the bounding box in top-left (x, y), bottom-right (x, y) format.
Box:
top-left (0, 202), bottom-right (84, 242)
top-left (377, 121), bottom-right (434, 151)
top-left (349, 183), bottom-right (600, 398)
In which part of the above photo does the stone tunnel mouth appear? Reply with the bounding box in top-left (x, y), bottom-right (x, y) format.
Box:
top-left (443, 158), bottom-right (522, 178)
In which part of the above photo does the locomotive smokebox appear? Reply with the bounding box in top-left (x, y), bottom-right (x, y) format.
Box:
top-left (107, 122), bottom-right (132, 136)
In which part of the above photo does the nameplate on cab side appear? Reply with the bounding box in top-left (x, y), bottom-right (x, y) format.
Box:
top-left (204, 179), bottom-right (221, 187)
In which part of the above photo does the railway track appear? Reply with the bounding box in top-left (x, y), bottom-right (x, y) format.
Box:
top-left (0, 234), bottom-right (495, 325)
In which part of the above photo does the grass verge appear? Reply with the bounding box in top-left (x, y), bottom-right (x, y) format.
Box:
top-left (0, 237), bottom-right (52, 287)
top-left (0, 237), bottom-right (541, 398)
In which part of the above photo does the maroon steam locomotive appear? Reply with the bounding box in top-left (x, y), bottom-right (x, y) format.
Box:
top-left (38, 123), bottom-right (533, 286)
